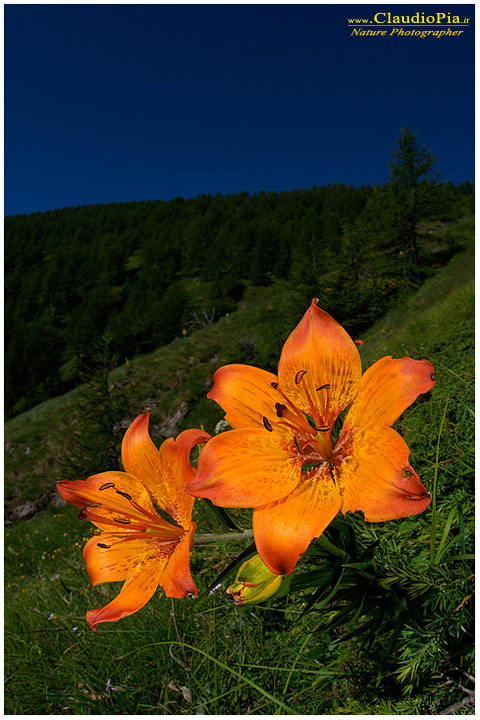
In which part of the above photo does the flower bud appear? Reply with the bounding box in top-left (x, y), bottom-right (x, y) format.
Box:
top-left (227, 554), bottom-right (283, 606)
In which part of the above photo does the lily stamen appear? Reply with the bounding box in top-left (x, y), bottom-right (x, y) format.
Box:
top-left (294, 370), bottom-right (307, 384)
top-left (267, 386), bottom-right (318, 440)
top-left (262, 416), bottom-right (273, 431)
top-left (302, 382), bottom-right (324, 430)
top-left (82, 504), bottom-right (183, 536)
top-left (316, 383), bottom-right (331, 421)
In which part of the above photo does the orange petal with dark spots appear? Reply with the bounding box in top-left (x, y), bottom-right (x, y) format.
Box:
top-left (208, 363), bottom-right (286, 428)
top-left (57, 472), bottom-right (182, 536)
top-left (253, 465), bottom-right (342, 575)
top-left (187, 428), bottom-right (301, 507)
top-left (278, 299), bottom-right (362, 429)
top-left (83, 532), bottom-right (174, 586)
top-left (335, 426), bottom-right (431, 522)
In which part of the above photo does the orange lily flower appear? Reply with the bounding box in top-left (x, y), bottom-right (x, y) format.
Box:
top-left (187, 300), bottom-right (435, 576)
top-left (57, 413), bottom-right (210, 630)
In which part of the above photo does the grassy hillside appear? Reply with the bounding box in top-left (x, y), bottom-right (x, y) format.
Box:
top-left (5, 180), bottom-right (473, 417)
top-left (4, 216), bottom-right (474, 714)
top-left (5, 216), bottom-right (474, 522)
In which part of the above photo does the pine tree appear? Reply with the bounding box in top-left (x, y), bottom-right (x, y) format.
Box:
top-left (389, 127), bottom-right (438, 265)
top-left (61, 335), bottom-right (124, 481)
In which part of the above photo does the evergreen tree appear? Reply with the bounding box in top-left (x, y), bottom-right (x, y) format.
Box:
top-left (61, 335), bottom-right (124, 481)
top-left (389, 127), bottom-right (439, 264)
top-left (4, 176), bottom-right (470, 416)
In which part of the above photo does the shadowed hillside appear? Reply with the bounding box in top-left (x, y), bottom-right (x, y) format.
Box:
top-left (5, 172), bottom-right (473, 417)
top-left (5, 217), bottom-right (474, 714)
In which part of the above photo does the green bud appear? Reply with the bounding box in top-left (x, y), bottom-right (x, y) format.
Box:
top-left (227, 554), bottom-right (283, 606)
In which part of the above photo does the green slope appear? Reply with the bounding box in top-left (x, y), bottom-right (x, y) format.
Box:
top-left (4, 217), bottom-right (474, 715)
top-left (5, 217), bottom-right (474, 522)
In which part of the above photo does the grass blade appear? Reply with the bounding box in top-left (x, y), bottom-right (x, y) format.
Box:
top-left (429, 398), bottom-right (449, 565)
top-left (118, 640), bottom-right (296, 714)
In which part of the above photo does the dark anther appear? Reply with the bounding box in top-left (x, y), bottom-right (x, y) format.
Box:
top-left (116, 490), bottom-right (133, 500)
top-left (77, 508), bottom-right (88, 520)
top-left (97, 543), bottom-right (110, 549)
top-left (294, 437), bottom-right (302, 453)
top-left (86, 502), bottom-right (101, 508)
top-left (316, 384), bottom-right (330, 391)
top-left (262, 416), bottom-right (273, 432)
top-left (431, 373), bottom-right (436, 381)
top-left (114, 517), bottom-right (131, 524)
top-left (270, 381), bottom-right (279, 390)
top-left (99, 482), bottom-right (115, 491)
top-left (317, 426), bottom-right (330, 432)
top-left (275, 403), bottom-right (287, 418)
top-left (295, 370), bottom-right (307, 384)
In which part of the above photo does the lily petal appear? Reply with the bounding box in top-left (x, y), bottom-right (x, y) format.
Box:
top-left (208, 363), bottom-right (288, 430)
top-left (83, 532), bottom-right (174, 585)
top-left (335, 426), bottom-right (431, 521)
top-left (342, 355), bottom-right (436, 431)
top-left (57, 472), bottom-right (182, 536)
top-left (159, 525), bottom-right (198, 598)
top-left (253, 465), bottom-right (342, 575)
top-left (121, 412), bottom-right (163, 506)
top-left (187, 428), bottom-right (301, 507)
top-left (122, 413), bottom-right (210, 523)
top-left (86, 562), bottom-right (162, 631)
top-left (158, 429), bottom-right (211, 528)
top-left (278, 299), bottom-right (362, 428)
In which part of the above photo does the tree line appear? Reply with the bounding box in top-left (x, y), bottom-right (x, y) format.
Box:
top-left (5, 129), bottom-right (473, 417)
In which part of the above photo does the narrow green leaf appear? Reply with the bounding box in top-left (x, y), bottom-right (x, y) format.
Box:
top-left (203, 498), bottom-right (242, 531)
top-left (430, 398), bottom-right (449, 565)
top-left (438, 553), bottom-right (475, 564)
top-left (118, 641), bottom-right (296, 714)
top-left (458, 505), bottom-right (466, 554)
top-left (434, 506), bottom-right (458, 564)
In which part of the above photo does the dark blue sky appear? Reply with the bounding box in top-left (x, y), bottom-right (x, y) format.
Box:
top-left (5, 4), bottom-right (475, 216)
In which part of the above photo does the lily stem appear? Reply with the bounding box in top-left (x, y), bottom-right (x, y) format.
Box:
top-left (194, 529), bottom-right (254, 545)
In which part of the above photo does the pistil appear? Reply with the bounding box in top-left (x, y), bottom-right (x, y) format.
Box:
top-left (313, 428), bottom-right (333, 461)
